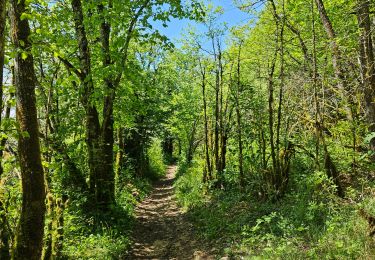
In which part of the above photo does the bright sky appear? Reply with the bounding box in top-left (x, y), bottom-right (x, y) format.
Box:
top-left (152, 0), bottom-right (255, 46)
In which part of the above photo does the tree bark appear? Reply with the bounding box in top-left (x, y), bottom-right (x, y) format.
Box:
top-left (268, 48), bottom-right (278, 177)
top-left (69, 0), bottom-right (148, 208)
top-left (267, 0), bottom-right (290, 198)
top-left (0, 1), bottom-right (10, 258)
top-left (235, 45), bottom-right (245, 187)
top-left (98, 2), bottom-right (115, 206)
top-left (323, 143), bottom-right (344, 197)
top-left (314, 0), bottom-right (352, 120)
top-left (43, 195), bottom-right (55, 260)
top-left (268, 0), bottom-right (312, 66)
top-left (71, 0), bottom-right (104, 207)
top-left (209, 36), bottom-right (221, 181)
top-left (10, 0), bottom-right (46, 258)
top-left (50, 139), bottom-right (88, 193)
top-left (52, 196), bottom-right (67, 259)
top-left (312, 0), bottom-right (321, 168)
top-left (124, 121), bottom-right (147, 177)
top-left (214, 66), bottom-right (220, 176)
top-left (275, 1), bottom-right (286, 194)
top-left (356, 0), bottom-right (375, 154)
top-left (186, 119), bottom-right (198, 164)
top-left (162, 134), bottom-right (173, 160)
top-left (116, 127), bottom-right (125, 175)
top-left (218, 41), bottom-right (228, 179)
top-left (200, 64), bottom-right (211, 181)
top-left (0, 0), bottom-right (6, 178)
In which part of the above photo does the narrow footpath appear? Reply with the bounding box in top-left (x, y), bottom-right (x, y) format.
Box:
top-left (126, 165), bottom-right (215, 259)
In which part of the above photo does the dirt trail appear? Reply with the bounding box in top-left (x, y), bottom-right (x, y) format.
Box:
top-left (126, 165), bottom-right (215, 260)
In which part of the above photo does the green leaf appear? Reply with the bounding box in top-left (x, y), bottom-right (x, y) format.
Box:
top-left (21, 52), bottom-right (28, 60)
top-left (21, 131), bottom-right (30, 138)
top-left (364, 132), bottom-right (375, 144)
top-left (20, 12), bottom-right (32, 21)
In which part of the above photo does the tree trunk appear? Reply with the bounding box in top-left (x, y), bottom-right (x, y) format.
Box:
top-left (52, 196), bottom-right (67, 259)
top-left (210, 36), bottom-right (221, 181)
top-left (96, 100), bottom-right (115, 208)
top-left (268, 49), bottom-right (278, 177)
top-left (201, 64), bottom-right (211, 181)
top-left (0, 1), bottom-right (10, 258)
top-left (312, 0), bottom-right (321, 168)
top-left (98, 2), bottom-right (115, 207)
top-left (235, 45), bottom-right (245, 187)
top-left (10, 0), bottom-right (46, 258)
top-left (116, 127), bottom-right (125, 175)
top-left (0, 0), bottom-right (6, 178)
top-left (266, 0), bottom-right (291, 198)
top-left (186, 119), bottom-right (198, 164)
top-left (71, 0), bottom-right (104, 207)
top-left (323, 143), bottom-right (344, 197)
top-left (163, 135), bottom-right (173, 160)
top-left (218, 44), bottom-right (227, 180)
top-left (220, 131), bottom-right (228, 174)
top-left (356, 0), bottom-right (375, 154)
top-left (43, 195), bottom-right (55, 260)
top-left (314, 0), bottom-right (352, 120)
top-left (0, 75), bottom-right (14, 260)
top-left (268, 0), bottom-right (312, 67)
top-left (51, 140), bottom-right (88, 193)
top-left (124, 124), bottom-right (146, 177)
top-left (214, 68), bottom-right (220, 175)
top-left (275, 1), bottom-right (286, 195)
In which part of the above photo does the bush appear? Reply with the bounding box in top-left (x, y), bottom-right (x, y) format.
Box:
top-left (62, 156), bottom-right (155, 259)
top-left (147, 138), bottom-right (167, 180)
top-left (175, 159), bottom-right (207, 210)
top-left (174, 158), bottom-right (375, 259)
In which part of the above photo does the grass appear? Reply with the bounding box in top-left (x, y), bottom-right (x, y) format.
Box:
top-left (62, 139), bottom-right (167, 259)
top-left (62, 175), bottom-right (150, 259)
top-left (174, 158), bottom-right (375, 259)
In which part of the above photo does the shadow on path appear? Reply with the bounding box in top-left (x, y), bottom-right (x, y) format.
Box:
top-left (125, 165), bottom-right (215, 260)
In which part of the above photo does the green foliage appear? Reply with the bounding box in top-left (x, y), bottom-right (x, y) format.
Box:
top-left (60, 139), bottom-right (166, 259)
top-left (2, 0), bottom-right (375, 258)
top-left (147, 138), bottom-right (167, 180)
top-left (0, 162), bottom-right (21, 238)
top-left (62, 173), bottom-right (153, 259)
top-left (63, 215), bottom-right (130, 259)
top-left (175, 159), bottom-right (207, 210)
top-left (175, 160), bottom-right (375, 259)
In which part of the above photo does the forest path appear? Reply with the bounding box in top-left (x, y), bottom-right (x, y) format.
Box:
top-left (126, 165), bottom-right (215, 259)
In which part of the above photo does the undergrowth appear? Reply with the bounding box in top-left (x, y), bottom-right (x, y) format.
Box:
top-left (62, 175), bottom-right (151, 259)
top-left (175, 158), bottom-right (375, 259)
top-left (61, 139), bottom-right (166, 259)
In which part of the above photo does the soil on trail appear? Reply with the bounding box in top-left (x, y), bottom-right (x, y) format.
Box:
top-left (126, 165), bottom-right (215, 260)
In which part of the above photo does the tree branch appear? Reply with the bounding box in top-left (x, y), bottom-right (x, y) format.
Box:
top-left (58, 56), bottom-right (84, 80)
top-left (114, 0), bottom-right (151, 86)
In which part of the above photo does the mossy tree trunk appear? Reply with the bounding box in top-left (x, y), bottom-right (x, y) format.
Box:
top-left (200, 62), bottom-right (212, 182)
top-left (356, 0), bottom-right (375, 155)
top-left (10, 0), bottom-right (46, 258)
top-left (0, 0), bottom-right (10, 258)
top-left (314, 0), bottom-right (352, 120)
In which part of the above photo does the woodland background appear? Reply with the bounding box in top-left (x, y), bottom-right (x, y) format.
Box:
top-left (0, 0), bottom-right (375, 259)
